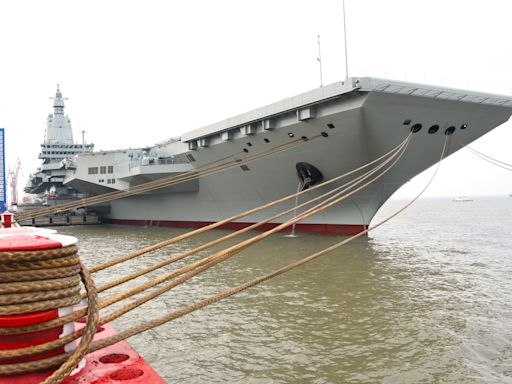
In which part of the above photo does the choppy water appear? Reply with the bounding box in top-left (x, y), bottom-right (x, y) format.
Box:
top-left (57, 197), bottom-right (512, 383)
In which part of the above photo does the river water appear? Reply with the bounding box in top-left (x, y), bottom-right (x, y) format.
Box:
top-left (57, 197), bottom-right (512, 383)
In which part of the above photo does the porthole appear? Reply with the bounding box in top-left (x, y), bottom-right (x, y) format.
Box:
top-left (321, 132), bottom-right (329, 137)
top-left (403, 119), bottom-right (412, 125)
top-left (247, 142), bottom-right (252, 147)
top-left (327, 123), bottom-right (335, 129)
top-left (411, 123), bottom-right (422, 133)
top-left (460, 123), bottom-right (468, 130)
top-left (264, 138), bottom-right (270, 143)
top-left (428, 125), bottom-right (439, 134)
top-left (301, 136), bottom-right (308, 141)
top-left (243, 148), bottom-right (249, 153)
top-left (445, 126), bottom-right (456, 135)
top-left (288, 133), bottom-right (295, 138)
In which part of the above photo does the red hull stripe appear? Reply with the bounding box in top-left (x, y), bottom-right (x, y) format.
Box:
top-left (107, 219), bottom-right (367, 236)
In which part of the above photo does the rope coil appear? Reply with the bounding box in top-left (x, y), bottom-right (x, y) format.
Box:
top-left (0, 246), bottom-right (82, 315)
top-left (0, 239), bottom-right (99, 384)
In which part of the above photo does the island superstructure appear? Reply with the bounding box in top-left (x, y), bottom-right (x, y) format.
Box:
top-left (25, 86), bottom-right (94, 204)
top-left (59, 77), bottom-right (512, 234)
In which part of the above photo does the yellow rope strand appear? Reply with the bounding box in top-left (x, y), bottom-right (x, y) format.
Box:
top-left (458, 139), bottom-right (512, 172)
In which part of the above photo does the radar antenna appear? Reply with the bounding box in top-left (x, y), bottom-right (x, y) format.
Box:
top-left (49, 84), bottom-right (69, 102)
top-left (317, 34), bottom-right (323, 87)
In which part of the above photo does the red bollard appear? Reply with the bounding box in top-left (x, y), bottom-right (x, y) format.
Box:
top-left (0, 308), bottom-right (77, 364)
top-left (0, 228), bottom-right (167, 384)
top-left (0, 212), bottom-right (13, 228)
top-left (0, 230), bottom-right (85, 382)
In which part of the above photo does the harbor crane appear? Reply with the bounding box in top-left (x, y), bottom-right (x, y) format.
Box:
top-left (8, 158), bottom-right (21, 210)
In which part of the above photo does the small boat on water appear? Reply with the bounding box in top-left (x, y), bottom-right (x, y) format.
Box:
top-left (453, 196), bottom-right (474, 202)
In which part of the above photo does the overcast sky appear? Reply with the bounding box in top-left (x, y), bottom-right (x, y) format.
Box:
top-left (0, 0), bottom-right (511, 200)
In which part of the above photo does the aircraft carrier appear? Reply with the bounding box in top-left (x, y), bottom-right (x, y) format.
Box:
top-left (34, 77), bottom-right (512, 234)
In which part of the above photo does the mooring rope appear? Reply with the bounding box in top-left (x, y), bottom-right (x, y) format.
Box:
top-left (80, 134), bottom-right (447, 362)
top-left (39, 261), bottom-right (99, 384)
top-left (458, 140), bottom-right (512, 172)
top-left (16, 136), bottom-right (318, 222)
top-left (92, 133), bottom-right (411, 295)
top-left (0, 245), bottom-right (78, 264)
top-left (0, 132), bottom-right (409, 346)
top-left (90, 133), bottom-right (412, 273)
top-left (2, 131), bottom-right (412, 372)
top-left (0, 246), bottom-right (82, 315)
top-left (0, 250), bottom-right (99, 383)
top-left (0, 133), bottom-right (412, 340)
top-left (1, 131), bottom-right (411, 345)
top-left (0, 134), bottom-right (449, 377)
top-left (0, 130), bottom-right (410, 370)
top-left (89, 134), bottom-right (410, 308)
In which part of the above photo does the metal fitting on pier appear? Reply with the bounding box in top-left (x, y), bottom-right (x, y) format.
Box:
top-left (0, 228), bottom-right (85, 380)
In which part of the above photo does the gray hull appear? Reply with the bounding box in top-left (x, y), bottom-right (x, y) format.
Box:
top-left (64, 78), bottom-right (512, 234)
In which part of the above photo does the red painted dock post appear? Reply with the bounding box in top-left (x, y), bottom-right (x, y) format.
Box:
top-left (0, 229), bottom-right (85, 382)
top-left (0, 211), bottom-right (12, 228)
top-left (0, 227), bottom-right (168, 383)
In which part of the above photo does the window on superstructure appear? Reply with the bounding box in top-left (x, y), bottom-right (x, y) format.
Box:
top-left (108, 166), bottom-right (114, 173)
top-left (88, 167), bottom-right (98, 175)
top-left (100, 166), bottom-right (107, 174)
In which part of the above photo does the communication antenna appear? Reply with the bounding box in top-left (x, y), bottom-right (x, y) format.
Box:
top-left (49, 84), bottom-right (69, 102)
top-left (317, 34), bottom-right (323, 87)
top-left (342, 0), bottom-right (349, 79)
top-left (80, 129), bottom-right (87, 151)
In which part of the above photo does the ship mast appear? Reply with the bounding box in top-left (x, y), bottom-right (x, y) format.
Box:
top-left (46, 84), bottom-right (73, 145)
top-left (342, 0), bottom-right (349, 79)
top-left (80, 129), bottom-right (87, 152)
top-left (317, 34), bottom-right (323, 87)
